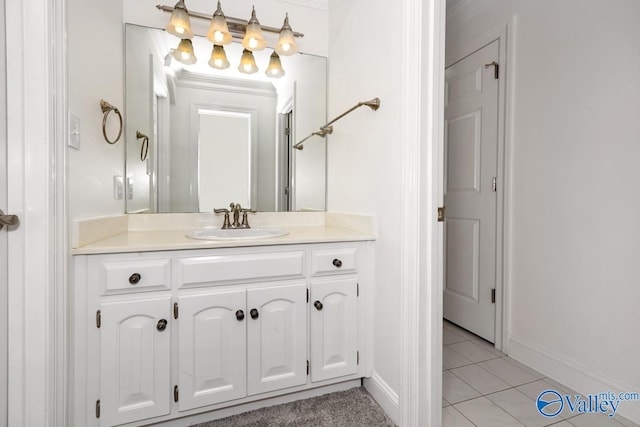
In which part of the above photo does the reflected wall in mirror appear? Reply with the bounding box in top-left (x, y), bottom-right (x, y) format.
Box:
top-left (124, 24), bottom-right (327, 213)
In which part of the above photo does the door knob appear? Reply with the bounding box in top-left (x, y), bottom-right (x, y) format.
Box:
top-left (236, 310), bottom-right (245, 321)
top-left (314, 301), bottom-right (323, 311)
top-left (156, 319), bottom-right (168, 331)
top-left (0, 209), bottom-right (19, 230)
top-left (129, 273), bottom-right (141, 285)
top-left (250, 308), bottom-right (259, 319)
top-left (332, 258), bottom-right (342, 268)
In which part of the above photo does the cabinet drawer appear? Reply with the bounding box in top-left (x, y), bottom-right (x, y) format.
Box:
top-left (311, 248), bottom-right (357, 276)
top-left (177, 251), bottom-right (305, 287)
top-left (90, 257), bottom-right (172, 295)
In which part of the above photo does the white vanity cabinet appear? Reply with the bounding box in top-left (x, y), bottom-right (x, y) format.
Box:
top-left (71, 242), bottom-right (373, 427)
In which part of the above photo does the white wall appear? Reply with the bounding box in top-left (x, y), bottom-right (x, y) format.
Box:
top-left (68, 0), bottom-right (124, 219)
top-left (448, 0), bottom-right (640, 422)
top-left (123, 0), bottom-right (328, 57)
top-left (327, 0), bottom-right (402, 416)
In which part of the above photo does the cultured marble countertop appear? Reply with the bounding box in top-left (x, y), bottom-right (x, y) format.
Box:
top-left (71, 225), bottom-right (375, 255)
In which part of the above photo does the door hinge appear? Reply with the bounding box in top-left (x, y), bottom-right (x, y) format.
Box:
top-left (95, 399), bottom-right (101, 418)
top-left (357, 283), bottom-right (359, 297)
top-left (96, 310), bottom-right (101, 328)
top-left (306, 288), bottom-right (309, 303)
top-left (437, 207), bottom-right (445, 222)
top-left (307, 360), bottom-right (310, 376)
top-left (357, 351), bottom-right (360, 365)
top-left (173, 302), bottom-right (179, 319)
top-left (485, 61), bottom-right (499, 79)
top-left (491, 288), bottom-right (496, 304)
top-left (285, 127), bottom-right (291, 136)
top-left (492, 177), bottom-right (497, 192)
top-left (174, 385), bottom-right (179, 402)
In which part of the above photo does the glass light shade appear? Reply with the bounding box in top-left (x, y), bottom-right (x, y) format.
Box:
top-left (208, 45), bottom-right (230, 69)
top-left (242, 7), bottom-right (267, 51)
top-left (238, 49), bottom-right (258, 74)
top-left (276, 15), bottom-right (298, 56)
top-left (166, 1), bottom-right (193, 39)
top-left (207, 2), bottom-right (232, 45)
top-left (265, 51), bottom-right (285, 78)
top-left (172, 39), bottom-right (197, 65)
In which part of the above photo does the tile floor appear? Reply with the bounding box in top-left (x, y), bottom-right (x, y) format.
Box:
top-left (442, 320), bottom-right (639, 427)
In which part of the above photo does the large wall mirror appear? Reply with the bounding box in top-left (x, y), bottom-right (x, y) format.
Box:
top-left (124, 24), bottom-right (327, 213)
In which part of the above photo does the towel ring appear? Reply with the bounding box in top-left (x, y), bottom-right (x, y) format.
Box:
top-left (136, 131), bottom-right (149, 161)
top-left (100, 99), bottom-right (123, 145)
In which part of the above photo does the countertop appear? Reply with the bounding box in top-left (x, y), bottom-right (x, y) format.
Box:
top-left (71, 225), bottom-right (375, 255)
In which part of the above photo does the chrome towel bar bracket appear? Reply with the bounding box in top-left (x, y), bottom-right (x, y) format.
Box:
top-left (293, 97), bottom-right (380, 150)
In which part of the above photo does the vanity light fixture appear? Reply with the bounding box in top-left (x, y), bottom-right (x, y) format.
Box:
top-left (209, 45), bottom-right (230, 69)
top-left (157, 3), bottom-right (304, 76)
top-left (276, 14), bottom-right (298, 56)
top-left (165, 0), bottom-right (193, 39)
top-left (238, 49), bottom-right (258, 74)
top-left (207, 1), bottom-right (232, 46)
top-left (265, 51), bottom-right (285, 78)
top-left (173, 39), bottom-right (197, 65)
top-left (242, 7), bottom-right (267, 51)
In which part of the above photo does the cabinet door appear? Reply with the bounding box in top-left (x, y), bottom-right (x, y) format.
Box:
top-left (310, 277), bottom-right (358, 382)
top-left (247, 283), bottom-right (307, 395)
top-left (178, 290), bottom-right (246, 411)
top-left (100, 296), bottom-right (171, 427)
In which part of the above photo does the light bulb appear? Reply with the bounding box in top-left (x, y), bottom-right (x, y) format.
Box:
top-left (207, 1), bottom-right (232, 45)
top-left (238, 48), bottom-right (258, 74)
top-left (208, 45), bottom-right (230, 70)
top-left (166, 1), bottom-right (194, 39)
top-left (172, 39), bottom-right (197, 65)
top-left (276, 13), bottom-right (298, 56)
top-left (265, 51), bottom-right (285, 78)
top-left (242, 7), bottom-right (266, 51)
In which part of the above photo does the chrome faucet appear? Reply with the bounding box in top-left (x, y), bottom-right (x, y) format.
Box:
top-left (214, 202), bottom-right (256, 229)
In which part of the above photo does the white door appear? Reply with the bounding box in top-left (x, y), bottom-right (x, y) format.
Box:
top-left (310, 277), bottom-right (358, 382)
top-left (443, 40), bottom-right (500, 342)
top-left (100, 296), bottom-right (171, 426)
top-left (178, 290), bottom-right (247, 411)
top-left (247, 283), bottom-right (307, 395)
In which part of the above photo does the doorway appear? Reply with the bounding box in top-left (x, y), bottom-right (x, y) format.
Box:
top-left (443, 39), bottom-right (501, 343)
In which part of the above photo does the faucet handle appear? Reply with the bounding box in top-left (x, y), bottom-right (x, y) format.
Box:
top-left (240, 208), bottom-right (256, 228)
top-left (214, 208), bottom-right (230, 214)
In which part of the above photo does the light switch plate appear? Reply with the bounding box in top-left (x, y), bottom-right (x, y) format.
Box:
top-left (68, 113), bottom-right (81, 150)
top-left (113, 176), bottom-right (124, 200)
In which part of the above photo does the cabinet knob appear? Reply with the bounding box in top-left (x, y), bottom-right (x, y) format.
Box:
top-left (332, 258), bottom-right (343, 268)
top-left (236, 310), bottom-right (245, 321)
top-left (250, 308), bottom-right (259, 319)
top-left (129, 273), bottom-right (141, 285)
top-left (314, 300), bottom-right (323, 311)
top-left (156, 319), bottom-right (167, 331)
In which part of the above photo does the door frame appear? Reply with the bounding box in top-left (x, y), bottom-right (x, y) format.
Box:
top-left (5, 0), bottom-right (67, 425)
top-left (399, 3), bottom-right (516, 425)
top-left (443, 19), bottom-right (515, 352)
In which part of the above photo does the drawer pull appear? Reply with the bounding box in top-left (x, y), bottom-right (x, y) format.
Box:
top-left (250, 308), bottom-right (259, 319)
top-left (156, 319), bottom-right (167, 331)
top-left (236, 310), bottom-right (245, 321)
top-left (314, 300), bottom-right (323, 311)
top-left (128, 273), bottom-right (141, 285)
top-left (332, 258), bottom-right (343, 268)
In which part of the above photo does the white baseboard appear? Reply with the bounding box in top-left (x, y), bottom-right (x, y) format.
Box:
top-left (509, 334), bottom-right (640, 424)
top-left (364, 371), bottom-right (400, 425)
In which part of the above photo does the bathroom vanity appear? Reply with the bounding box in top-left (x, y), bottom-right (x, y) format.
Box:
top-left (70, 213), bottom-right (374, 427)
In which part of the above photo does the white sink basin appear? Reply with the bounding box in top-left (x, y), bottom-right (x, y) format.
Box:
top-left (187, 227), bottom-right (289, 241)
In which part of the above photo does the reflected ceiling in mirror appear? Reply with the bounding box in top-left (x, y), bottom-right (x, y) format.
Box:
top-left (124, 24), bottom-right (327, 214)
